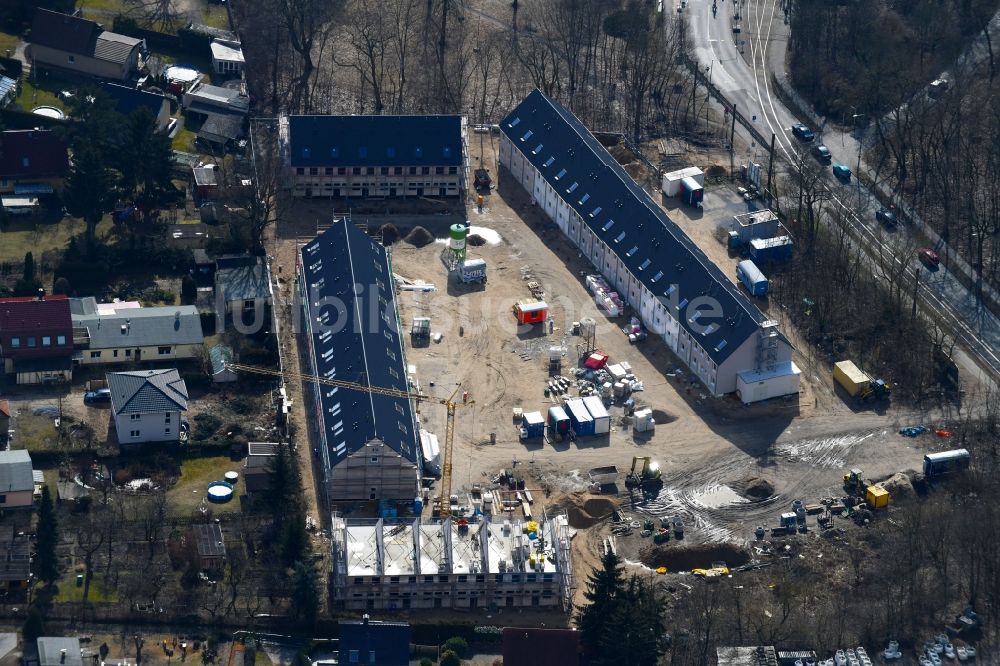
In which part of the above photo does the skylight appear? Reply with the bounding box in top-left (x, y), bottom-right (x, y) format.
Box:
top-left (614, 231), bottom-right (626, 243)
top-left (302, 147), bottom-right (311, 159)
top-left (543, 157), bottom-right (556, 167)
top-left (590, 206), bottom-right (602, 218)
top-left (626, 246), bottom-right (639, 257)
top-left (521, 130), bottom-right (534, 142)
top-left (330, 148), bottom-right (338, 158)
top-left (639, 259), bottom-right (651, 270)
top-left (509, 117), bottom-right (521, 127)
top-left (652, 270), bottom-right (664, 282)
top-left (602, 219), bottom-right (615, 232)
top-left (532, 144), bottom-right (543, 155)
top-left (555, 168), bottom-right (567, 180)
top-left (714, 340), bottom-right (728, 352)
top-left (579, 193), bottom-right (590, 204)
top-left (443, 146), bottom-right (452, 158)
top-left (567, 182), bottom-right (579, 193)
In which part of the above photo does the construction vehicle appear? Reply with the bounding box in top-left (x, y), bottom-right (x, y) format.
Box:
top-left (833, 360), bottom-right (891, 401)
top-left (691, 561), bottom-right (730, 578)
top-left (225, 362), bottom-right (472, 518)
top-left (625, 456), bottom-right (662, 490)
top-left (474, 168), bottom-right (492, 191)
top-left (843, 468), bottom-right (890, 509)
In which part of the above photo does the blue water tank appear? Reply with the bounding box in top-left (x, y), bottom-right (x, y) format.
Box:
top-left (414, 497), bottom-right (423, 514)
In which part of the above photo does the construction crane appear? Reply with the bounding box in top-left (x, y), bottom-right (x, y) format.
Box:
top-left (226, 362), bottom-right (472, 517)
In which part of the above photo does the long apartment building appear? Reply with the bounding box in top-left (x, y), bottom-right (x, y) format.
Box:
top-left (298, 219), bottom-right (421, 502)
top-left (279, 114), bottom-right (468, 198)
top-left (331, 515), bottom-right (573, 611)
top-left (499, 90), bottom-right (800, 403)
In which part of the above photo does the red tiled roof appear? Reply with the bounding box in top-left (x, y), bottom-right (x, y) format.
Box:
top-left (0, 130), bottom-right (70, 180)
top-left (502, 628), bottom-right (581, 666)
top-left (0, 295), bottom-right (72, 332)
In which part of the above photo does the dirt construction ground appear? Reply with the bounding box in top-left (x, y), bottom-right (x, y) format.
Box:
top-left (386, 134), bottom-right (968, 602)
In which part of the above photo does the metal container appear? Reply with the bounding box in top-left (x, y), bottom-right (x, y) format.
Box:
top-left (737, 259), bottom-right (768, 297)
top-left (749, 235), bottom-right (793, 264)
top-left (565, 398), bottom-right (595, 436)
top-left (547, 405), bottom-right (570, 434)
top-left (582, 395), bottom-right (611, 434)
top-left (521, 411), bottom-right (545, 439)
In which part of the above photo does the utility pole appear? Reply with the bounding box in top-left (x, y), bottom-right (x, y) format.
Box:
top-left (912, 267), bottom-right (921, 320)
top-left (730, 104), bottom-right (737, 180)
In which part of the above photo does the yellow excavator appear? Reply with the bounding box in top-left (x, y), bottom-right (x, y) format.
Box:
top-left (625, 456), bottom-right (662, 490)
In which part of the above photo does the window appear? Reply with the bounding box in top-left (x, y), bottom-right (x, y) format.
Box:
top-left (349, 650), bottom-right (359, 664)
top-left (165, 428), bottom-right (171, 435)
top-left (130, 414), bottom-right (141, 421)
top-left (421, 166), bottom-right (430, 175)
top-left (90, 351), bottom-right (101, 359)
top-left (352, 167), bottom-right (361, 175)
top-left (165, 414), bottom-right (171, 423)
top-left (158, 346), bottom-right (171, 355)
top-left (42, 336), bottom-right (51, 346)
top-left (9, 337), bottom-right (19, 348)
top-left (130, 430), bottom-right (140, 438)
top-left (435, 166), bottom-right (444, 174)
top-left (448, 166), bottom-right (457, 174)
top-left (309, 168), bottom-right (318, 176)
top-left (27, 337), bottom-right (35, 348)
top-left (366, 167), bottom-right (375, 175)
top-left (368, 651), bottom-right (375, 663)
top-left (296, 168), bottom-right (304, 176)
top-left (393, 167), bottom-right (402, 175)
top-left (68, 55), bottom-right (75, 63)
top-left (325, 167), bottom-right (333, 175)
top-left (243, 299), bottom-right (255, 311)
top-left (0, 496), bottom-right (5, 504)
top-left (371, 456), bottom-right (378, 463)
top-left (380, 167), bottom-right (389, 175)
top-left (126, 349), bottom-right (132, 357)
top-left (113, 350), bottom-right (118, 357)
top-left (409, 166), bottom-right (417, 175)
top-left (338, 167), bottom-right (346, 175)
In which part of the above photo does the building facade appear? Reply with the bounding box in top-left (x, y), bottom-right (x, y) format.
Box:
top-left (299, 219), bottom-right (421, 502)
top-left (0, 450), bottom-right (35, 508)
top-left (279, 114), bottom-right (467, 198)
top-left (331, 515), bottom-right (573, 611)
top-left (70, 299), bottom-right (204, 366)
top-left (499, 90), bottom-right (800, 402)
top-left (108, 369), bottom-right (188, 444)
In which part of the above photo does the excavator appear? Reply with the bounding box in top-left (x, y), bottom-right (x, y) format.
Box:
top-left (625, 456), bottom-right (663, 490)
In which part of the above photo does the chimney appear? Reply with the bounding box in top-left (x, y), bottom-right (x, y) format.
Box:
top-left (37, 288), bottom-right (45, 301)
top-left (362, 613), bottom-right (370, 625)
top-left (60, 649), bottom-right (67, 664)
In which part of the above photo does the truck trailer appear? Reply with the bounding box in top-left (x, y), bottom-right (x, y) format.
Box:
top-left (833, 360), bottom-right (890, 401)
top-left (923, 449), bottom-right (970, 479)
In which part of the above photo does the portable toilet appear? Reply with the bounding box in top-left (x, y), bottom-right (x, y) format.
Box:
top-left (514, 300), bottom-right (549, 325)
top-left (582, 395), bottom-right (611, 434)
top-left (564, 398), bottom-right (595, 436)
top-left (547, 405), bottom-right (570, 436)
top-left (521, 411), bottom-right (545, 439)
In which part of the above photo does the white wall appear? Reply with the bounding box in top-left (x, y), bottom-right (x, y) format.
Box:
top-left (115, 409), bottom-right (181, 443)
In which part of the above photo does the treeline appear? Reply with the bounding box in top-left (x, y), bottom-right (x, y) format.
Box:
top-left (233, 0), bottom-right (701, 143)
top-left (788, 0), bottom-right (997, 119)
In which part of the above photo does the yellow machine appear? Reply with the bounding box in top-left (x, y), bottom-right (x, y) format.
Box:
top-left (226, 362), bottom-right (472, 517)
top-left (866, 485), bottom-right (889, 509)
top-left (625, 456), bottom-right (662, 489)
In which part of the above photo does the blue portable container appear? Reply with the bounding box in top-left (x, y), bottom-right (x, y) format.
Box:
top-left (547, 405), bottom-right (570, 434)
top-left (749, 235), bottom-right (793, 264)
top-left (736, 259), bottom-right (769, 297)
top-left (522, 411), bottom-right (545, 439)
top-left (565, 399), bottom-right (595, 436)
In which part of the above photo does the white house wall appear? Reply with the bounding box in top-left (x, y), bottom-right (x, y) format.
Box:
top-left (114, 409), bottom-right (181, 443)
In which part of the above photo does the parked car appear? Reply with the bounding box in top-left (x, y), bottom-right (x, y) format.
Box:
top-left (918, 248), bottom-right (941, 268)
top-left (812, 144), bottom-right (832, 164)
top-left (84, 388), bottom-right (112, 404)
top-left (876, 207), bottom-right (898, 226)
top-left (791, 124), bottom-right (815, 142)
top-left (832, 164), bottom-right (852, 181)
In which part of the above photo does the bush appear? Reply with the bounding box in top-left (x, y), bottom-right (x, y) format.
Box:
top-left (53, 277), bottom-right (72, 295)
top-left (439, 651), bottom-right (460, 666)
top-left (181, 275), bottom-right (197, 302)
top-left (419, 659), bottom-right (433, 666)
top-left (192, 413), bottom-right (223, 441)
top-left (22, 607), bottom-right (44, 641)
top-left (442, 637), bottom-right (469, 658)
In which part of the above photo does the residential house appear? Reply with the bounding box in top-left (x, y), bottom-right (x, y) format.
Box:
top-left (108, 369), bottom-right (188, 444)
top-left (337, 617), bottom-right (410, 666)
top-left (190, 523), bottom-right (225, 572)
top-left (499, 90), bottom-right (800, 402)
top-left (0, 76), bottom-right (16, 108)
top-left (210, 39), bottom-right (244, 77)
top-left (28, 9), bottom-right (145, 82)
top-left (299, 220), bottom-right (419, 502)
top-left (208, 344), bottom-right (236, 383)
top-left (70, 298), bottom-right (204, 366)
top-left (502, 628), bottom-right (581, 666)
top-left (243, 441), bottom-right (279, 493)
top-left (278, 114), bottom-right (467, 198)
top-left (0, 400), bottom-right (9, 443)
top-left (0, 531), bottom-right (31, 593)
top-left (101, 82), bottom-right (172, 132)
top-left (0, 295), bottom-right (73, 385)
top-left (196, 113), bottom-right (244, 151)
top-left (0, 129), bottom-right (70, 196)
top-left (215, 255), bottom-right (272, 320)
top-left (36, 637), bottom-right (83, 666)
top-left (0, 450), bottom-right (34, 508)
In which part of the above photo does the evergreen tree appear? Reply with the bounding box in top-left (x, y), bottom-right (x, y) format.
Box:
top-left (575, 551), bottom-right (625, 655)
top-left (264, 443), bottom-right (296, 509)
top-left (22, 252), bottom-right (34, 282)
top-left (280, 505), bottom-right (309, 566)
top-left (116, 107), bottom-right (180, 221)
top-left (35, 485), bottom-right (59, 583)
top-left (63, 140), bottom-right (117, 256)
top-left (289, 561), bottom-right (319, 621)
top-left (600, 576), bottom-right (665, 666)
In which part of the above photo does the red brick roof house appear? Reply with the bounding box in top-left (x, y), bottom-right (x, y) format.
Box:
top-left (0, 130), bottom-right (70, 196)
top-left (0, 295), bottom-right (73, 385)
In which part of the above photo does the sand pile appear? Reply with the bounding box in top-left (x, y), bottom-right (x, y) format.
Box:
top-left (563, 496), bottom-right (617, 529)
top-left (877, 472), bottom-right (913, 500)
top-left (405, 226), bottom-right (435, 247)
top-left (467, 234), bottom-right (486, 246)
top-left (640, 543), bottom-right (750, 572)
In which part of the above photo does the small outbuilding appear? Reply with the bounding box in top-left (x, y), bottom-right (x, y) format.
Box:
top-left (210, 39), bottom-right (244, 77)
top-left (514, 300), bottom-right (548, 325)
top-left (190, 522), bottom-right (226, 571)
top-left (209, 344), bottom-right (237, 383)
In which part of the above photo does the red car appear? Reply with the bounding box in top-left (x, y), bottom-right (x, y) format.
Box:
top-left (918, 248), bottom-right (940, 268)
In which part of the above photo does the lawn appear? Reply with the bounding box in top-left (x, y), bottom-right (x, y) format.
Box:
top-left (52, 572), bottom-right (120, 603)
top-left (166, 455), bottom-right (242, 518)
top-left (0, 215), bottom-right (113, 264)
top-left (201, 5), bottom-right (230, 30)
top-left (171, 126), bottom-right (197, 152)
top-left (17, 78), bottom-right (67, 113)
top-left (0, 31), bottom-right (20, 57)
top-left (13, 413), bottom-right (61, 453)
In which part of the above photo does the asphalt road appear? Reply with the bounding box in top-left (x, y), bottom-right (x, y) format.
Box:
top-left (686, 0), bottom-right (1000, 384)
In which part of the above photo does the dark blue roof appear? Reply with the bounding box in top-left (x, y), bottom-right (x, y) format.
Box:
top-left (101, 83), bottom-right (168, 119)
top-left (501, 90), bottom-right (789, 363)
top-left (287, 115), bottom-right (464, 168)
top-left (338, 619), bottom-right (410, 666)
top-left (301, 220), bottom-right (419, 465)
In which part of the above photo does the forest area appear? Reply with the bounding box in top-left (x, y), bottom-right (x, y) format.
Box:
top-left (789, 0), bottom-right (1000, 295)
top-left (231, 0), bottom-right (706, 144)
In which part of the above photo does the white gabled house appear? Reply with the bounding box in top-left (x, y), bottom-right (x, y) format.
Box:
top-left (108, 369), bottom-right (188, 444)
